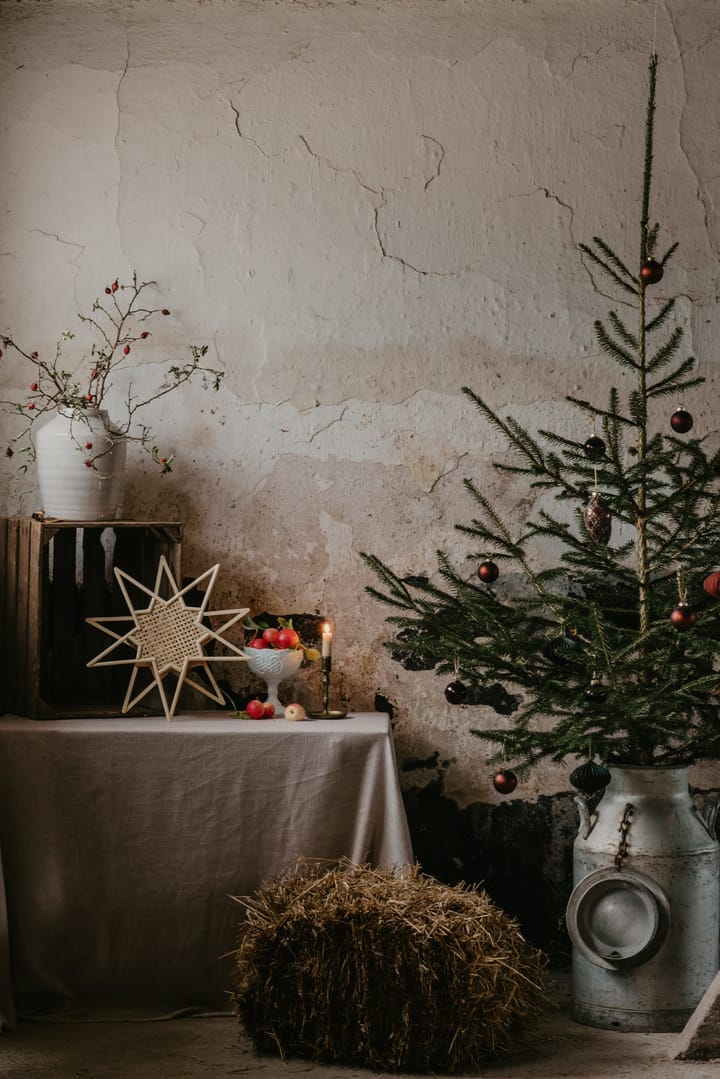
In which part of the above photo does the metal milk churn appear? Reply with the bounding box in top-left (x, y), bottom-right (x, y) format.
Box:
top-left (566, 765), bottom-right (719, 1032)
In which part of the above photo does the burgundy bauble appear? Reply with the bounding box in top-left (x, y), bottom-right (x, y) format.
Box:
top-left (670, 604), bottom-right (696, 631)
top-left (493, 769), bottom-right (518, 795)
top-left (478, 560), bottom-right (499, 583)
top-left (702, 571), bottom-right (720, 598)
top-left (583, 435), bottom-right (606, 460)
top-left (583, 492), bottom-right (612, 545)
top-left (444, 680), bottom-right (468, 705)
top-left (670, 408), bottom-right (694, 434)
top-left (640, 259), bottom-right (664, 285)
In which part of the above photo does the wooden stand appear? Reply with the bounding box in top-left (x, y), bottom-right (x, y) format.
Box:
top-left (0, 517), bottom-right (182, 718)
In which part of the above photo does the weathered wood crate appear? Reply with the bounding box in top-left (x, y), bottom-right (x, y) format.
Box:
top-left (0, 517), bottom-right (182, 718)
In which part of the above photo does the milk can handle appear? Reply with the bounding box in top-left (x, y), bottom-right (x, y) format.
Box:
top-left (574, 795), bottom-right (597, 839)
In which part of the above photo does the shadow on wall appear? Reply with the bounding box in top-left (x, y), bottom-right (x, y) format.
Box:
top-left (400, 761), bottom-right (579, 963)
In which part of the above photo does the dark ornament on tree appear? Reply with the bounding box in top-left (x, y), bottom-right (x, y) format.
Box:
top-left (544, 630), bottom-right (578, 663)
top-left (583, 435), bottom-right (606, 460)
top-left (492, 769), bottom-right (518, 794)
top-left (584, 677), bottom-right (608, 704)
top-left (670, 408), bottom-right (693, 434)
top-left (444, 680), bottom-right (468, 704)
top-left (670, 604), bottom-right (696, 631)
top-left (640, 259), bottom-right (664, 284)
top-left (477, 560), bottom-right (499, 583)
top-left (583, 492), bottom-right (612, 545)
top-left (702, 571), bottom-right (720, 598)
top-left (569, 760), bottom-right (611, 795)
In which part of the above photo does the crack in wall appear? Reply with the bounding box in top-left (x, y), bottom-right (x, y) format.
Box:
top-left (422, 134), bottom-right (445, 191)
top-left (114, 30), bottom-right (131, 278)
top-left (372, 203), bottom-right (459, 278)
top-left (230, 103), bottom-right (279, 159)
top-left (665, 3), bottom-right (720, 274)
top-left (429, 451), bottom-right (469, 494)
top-left (115, 33), bottom-right (130, 147)
top-left (297, 134), bottom-right (381, 196)
top-left (307, 406), bottom-right (348, 444)
top-left (29, 228), bottom-right (85, 255)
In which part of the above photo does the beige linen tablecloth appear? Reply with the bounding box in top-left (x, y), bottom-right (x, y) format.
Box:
top-left (0, 712), bottom-right (413, 1028)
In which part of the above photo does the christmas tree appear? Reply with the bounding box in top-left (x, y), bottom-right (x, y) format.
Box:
top-left (362, 55), bottom-right (720, 778)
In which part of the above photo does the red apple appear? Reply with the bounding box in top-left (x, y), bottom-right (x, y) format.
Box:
top-left (275, 627), bottom-right (300, 649)
top-left (246, 699), bottom-right (265, 719)
top-left (262, 627), bottom-right (280, 645)
top-left (262, 701), bottom-right (275, 718)
top-left (247, 637), bottom-right (268, 649)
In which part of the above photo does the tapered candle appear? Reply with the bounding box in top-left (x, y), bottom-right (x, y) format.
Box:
top-left (321, 622), bottom-right (333, 658)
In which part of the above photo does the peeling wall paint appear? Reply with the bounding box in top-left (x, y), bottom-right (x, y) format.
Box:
top-left (1, 0), bottom-right (718, 939)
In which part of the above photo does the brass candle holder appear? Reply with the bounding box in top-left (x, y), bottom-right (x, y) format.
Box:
top-left (308, 656), bottom-right (348, 719)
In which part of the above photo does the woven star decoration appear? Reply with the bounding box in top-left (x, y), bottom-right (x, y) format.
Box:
top-left (86, 556), bottom-right (249, 720)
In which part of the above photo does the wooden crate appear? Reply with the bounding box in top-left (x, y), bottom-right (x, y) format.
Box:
top-left (0, 518), bottom-right (182, 718)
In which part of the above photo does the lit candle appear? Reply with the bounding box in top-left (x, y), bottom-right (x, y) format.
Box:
top-left (321, 622), bottom-right (333, 658)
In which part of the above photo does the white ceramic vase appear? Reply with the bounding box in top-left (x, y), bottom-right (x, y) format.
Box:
top-left (35, 407), bottom-right (127, 521)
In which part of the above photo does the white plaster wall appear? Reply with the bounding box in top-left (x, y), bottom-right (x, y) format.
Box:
top-left (1, 0), bottom-right (718, 802)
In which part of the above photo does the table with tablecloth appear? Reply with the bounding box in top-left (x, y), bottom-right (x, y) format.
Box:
top-left (0, 712), bottom-right (413, 1029)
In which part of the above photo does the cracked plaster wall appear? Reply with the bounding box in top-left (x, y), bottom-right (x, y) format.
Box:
top-left (1, 0), bottom-right (719, 820)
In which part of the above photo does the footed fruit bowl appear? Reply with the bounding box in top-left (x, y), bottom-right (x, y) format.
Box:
top-left (243, 647), bottom-right (303, 713)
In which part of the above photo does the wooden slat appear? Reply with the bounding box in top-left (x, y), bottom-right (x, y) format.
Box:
top-left (25, 519), bottom-right (45, 717)
top-left (0, 517), bottom-right (182, 718)
top-left (48, 528), bottom-right (76, 701)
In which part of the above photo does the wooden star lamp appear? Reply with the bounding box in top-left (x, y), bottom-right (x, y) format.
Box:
top-left (86, 556), bottom-right (249, 720)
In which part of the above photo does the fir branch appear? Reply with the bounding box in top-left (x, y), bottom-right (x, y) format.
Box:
top-left (590, 237), bottom-right (636, 283)
top-left (608, 310), bottom-right (638, 350)
top-left (462, 388), bottom-right (544, 470)
top-left (566, 395), bottom-right (637, 427)
top-left (578, 243), bottom-right (638, 296)
top-left (640, 53), bottom-right (658, 260)
top-left (359, 553), bottom-right (415, 608)
top-left (659, 240), bottom-right (679, 266)
top-left (645, 297), bottom-right (676, 334)
top-left (646, 325), bottom-right (685, 373)
top-left (646, 373), bottom-right (705, 401)
top-left (594, 320), bottom-right (639, 370)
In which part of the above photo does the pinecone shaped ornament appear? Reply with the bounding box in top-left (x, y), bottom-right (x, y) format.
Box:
top-left (583, 491), bottom-right (612, 545)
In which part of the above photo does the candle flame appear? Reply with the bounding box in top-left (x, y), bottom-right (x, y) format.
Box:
top-left (323, 622), bottom-right (332, 634)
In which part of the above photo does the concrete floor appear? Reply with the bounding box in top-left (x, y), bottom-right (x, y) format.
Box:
top-left (1, 976), bottom-right (717, 1079)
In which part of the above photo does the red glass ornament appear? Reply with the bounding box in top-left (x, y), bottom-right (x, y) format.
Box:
top-left (670, 408), bottom-right (693, 434)
top-left (478, 560), bottom-right (499, 583)
top-left (493, 769), bottom-right (518, 795)
top-left (670, 604), bottom-right (696, 631)
top-left (640, 259), bottom-right (663, 284)
top-left (702, 571), bottom-right (720, 598)
top-left (583, 492), bottom-right (612, 545)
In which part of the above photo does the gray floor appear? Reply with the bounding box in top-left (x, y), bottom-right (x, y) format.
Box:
top-left (1, 976), bottom-right (717, 1079)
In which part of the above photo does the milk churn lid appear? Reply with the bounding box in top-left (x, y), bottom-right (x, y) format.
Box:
top-left (566, 867), bottom-right (670, 970)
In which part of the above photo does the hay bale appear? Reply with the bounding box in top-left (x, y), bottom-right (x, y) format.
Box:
top-left (230, 860), bottom-right (547, 1072)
